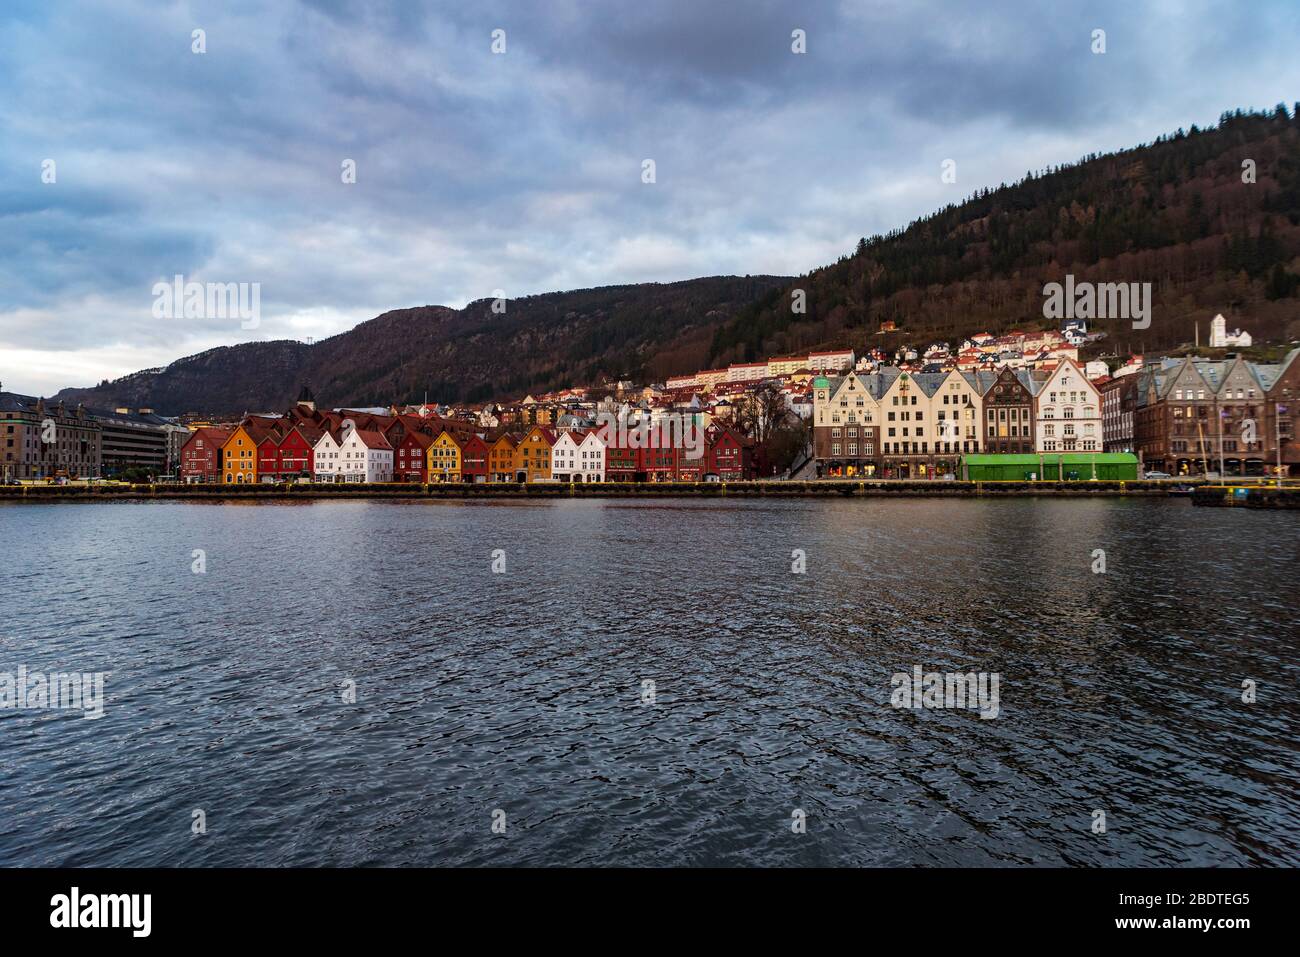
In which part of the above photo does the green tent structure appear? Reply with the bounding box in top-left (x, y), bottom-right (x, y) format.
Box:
top-left (960, 453), bottom-right (1140, 482)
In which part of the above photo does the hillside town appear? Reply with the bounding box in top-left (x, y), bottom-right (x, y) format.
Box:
top-left (3, 316), bottom-right (1298, 484)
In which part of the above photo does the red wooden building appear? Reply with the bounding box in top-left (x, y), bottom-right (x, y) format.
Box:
top-left (642, 444), bottom-right (676, 482)
top-left (603, 435), bottom-right (638, 481)
top-left (395, 430), bottom-right (434, 482)
top-left (179, 426), bottom-right (233, 483)
top-left (706, 427), bottom-right (755, 481)
top-left (275, 425), bottom-right (321, 480)
top-left (256, 433), bottom-right (282, 482)
top-left (674, 444), bottom-right (707, 482)
top-left (460, 433), bottom-right (490, 483)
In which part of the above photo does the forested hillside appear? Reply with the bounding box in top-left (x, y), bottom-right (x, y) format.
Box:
top-left (708, 105), bottom-right (1300, 364)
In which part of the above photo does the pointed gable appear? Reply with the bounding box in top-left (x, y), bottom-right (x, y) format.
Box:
top-left (1161, 357), bottom-right (1213, 400)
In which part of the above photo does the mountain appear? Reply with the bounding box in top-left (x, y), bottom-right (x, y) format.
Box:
top-left (55, 340), bottom-right (312, 416)
top-left (52, 276), bottom-right (789, 416)
top-left (53, 105), bottom-right (1300, 416)
top-left (708, 105), bottom-right (1300, 364)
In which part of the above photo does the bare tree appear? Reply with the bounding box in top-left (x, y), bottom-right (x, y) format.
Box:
top-left (732, 381), bottom-right (793, 445)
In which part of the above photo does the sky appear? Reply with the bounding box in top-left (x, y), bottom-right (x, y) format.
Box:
top-left (1, 0), bottom-right (1298, 396)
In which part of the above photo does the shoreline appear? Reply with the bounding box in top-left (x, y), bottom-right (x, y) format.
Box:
top-left (0, 479), bottom-right (1226, 501)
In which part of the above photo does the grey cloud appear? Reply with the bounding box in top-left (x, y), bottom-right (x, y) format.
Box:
top-left (1, 0), bottom-right (1297, 394)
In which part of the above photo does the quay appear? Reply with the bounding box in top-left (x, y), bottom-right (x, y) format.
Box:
top-left (0, 478), bottom-right (1246, 501)
top-left (1191, 485), bottom-right (1300, 509)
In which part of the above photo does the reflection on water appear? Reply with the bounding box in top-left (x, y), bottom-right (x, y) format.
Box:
top-left (0, 498), bottom-right (1297, 866)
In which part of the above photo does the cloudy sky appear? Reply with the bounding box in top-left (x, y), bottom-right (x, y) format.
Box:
top-left (1, 0), bottom-right (1297, 395)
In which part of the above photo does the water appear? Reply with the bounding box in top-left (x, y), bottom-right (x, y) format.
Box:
top-left (1, 497), bottom-right (1297, 867)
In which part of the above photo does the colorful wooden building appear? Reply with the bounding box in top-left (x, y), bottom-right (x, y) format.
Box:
top-left (460, 434), bottom-right (490, 483)
top-left (395, 430), bottom-right (434, 482)
top-left (428, 430), bottom-right (463, 483)
top-left (488, 433), bottom-right (519, 482)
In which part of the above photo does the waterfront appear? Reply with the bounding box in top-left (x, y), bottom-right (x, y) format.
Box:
top-left (1, 498), bottom-right (1297, 866)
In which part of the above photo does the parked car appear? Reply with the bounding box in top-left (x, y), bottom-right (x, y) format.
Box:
top-left (1144, 470), bottom-right (1171, 479)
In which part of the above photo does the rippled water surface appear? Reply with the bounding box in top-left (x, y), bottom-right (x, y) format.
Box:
top-left (1, 497), bottom-right (1297, 866)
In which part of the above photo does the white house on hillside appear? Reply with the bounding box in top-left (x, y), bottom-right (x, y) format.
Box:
top-left (1209, 314), bottom-right (1252, 348)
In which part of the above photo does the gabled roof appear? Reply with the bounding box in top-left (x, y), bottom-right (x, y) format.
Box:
top-left (901, 372), bottom-right (946, 397)
top-left (1158, 357), bottom-right (1212, 399)
top-left (402, 430), bottom-right (436, 449)
top-left (1255, 349), bottom-right (1295, 393)
top-left (235, 420), bottom-right (282, 446)
top-left (829, 372), bottom-right (874, 402)
top-left (350, 429), bottom-right (392, 450)
top-left (285, 424), bottom-right (325, 447)
top-left (1016, 369), bottom-right (1046, 395)
top-left (962, 370), bottom-right (999, 395)
top-left (184, 425), bottom-right (234, 446)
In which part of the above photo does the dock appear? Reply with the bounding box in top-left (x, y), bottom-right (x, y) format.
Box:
top-left (1191, 485), bottom-right (1300, 509)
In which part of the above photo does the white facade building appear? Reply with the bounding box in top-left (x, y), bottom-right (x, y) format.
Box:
top-left (336, 426), bottom-right (393, 482)
top-left (727, 363), bottom-right (768, 383)
top-left (807, 350), bottom-right (855, 373)
top-left (312, 430), bottom-right (343, 482)
top-left (551, 429), bottom-right (605, 482)
top-left (1209, 314), bottom-right (1252, 348)
top-left (1033, 358), bottom-right (1101, 453)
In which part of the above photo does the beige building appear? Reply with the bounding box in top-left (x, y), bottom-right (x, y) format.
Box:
top-left (933, 370), bottom-right (983, 455)
top-left (697, 368), bottom-right (729, 391)
top-left (807, 350), bottom-right (855, 373)
top-left (0, 393), bottom-right (102, 480)
top-left (767, 356), bottom-right (806, 377)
